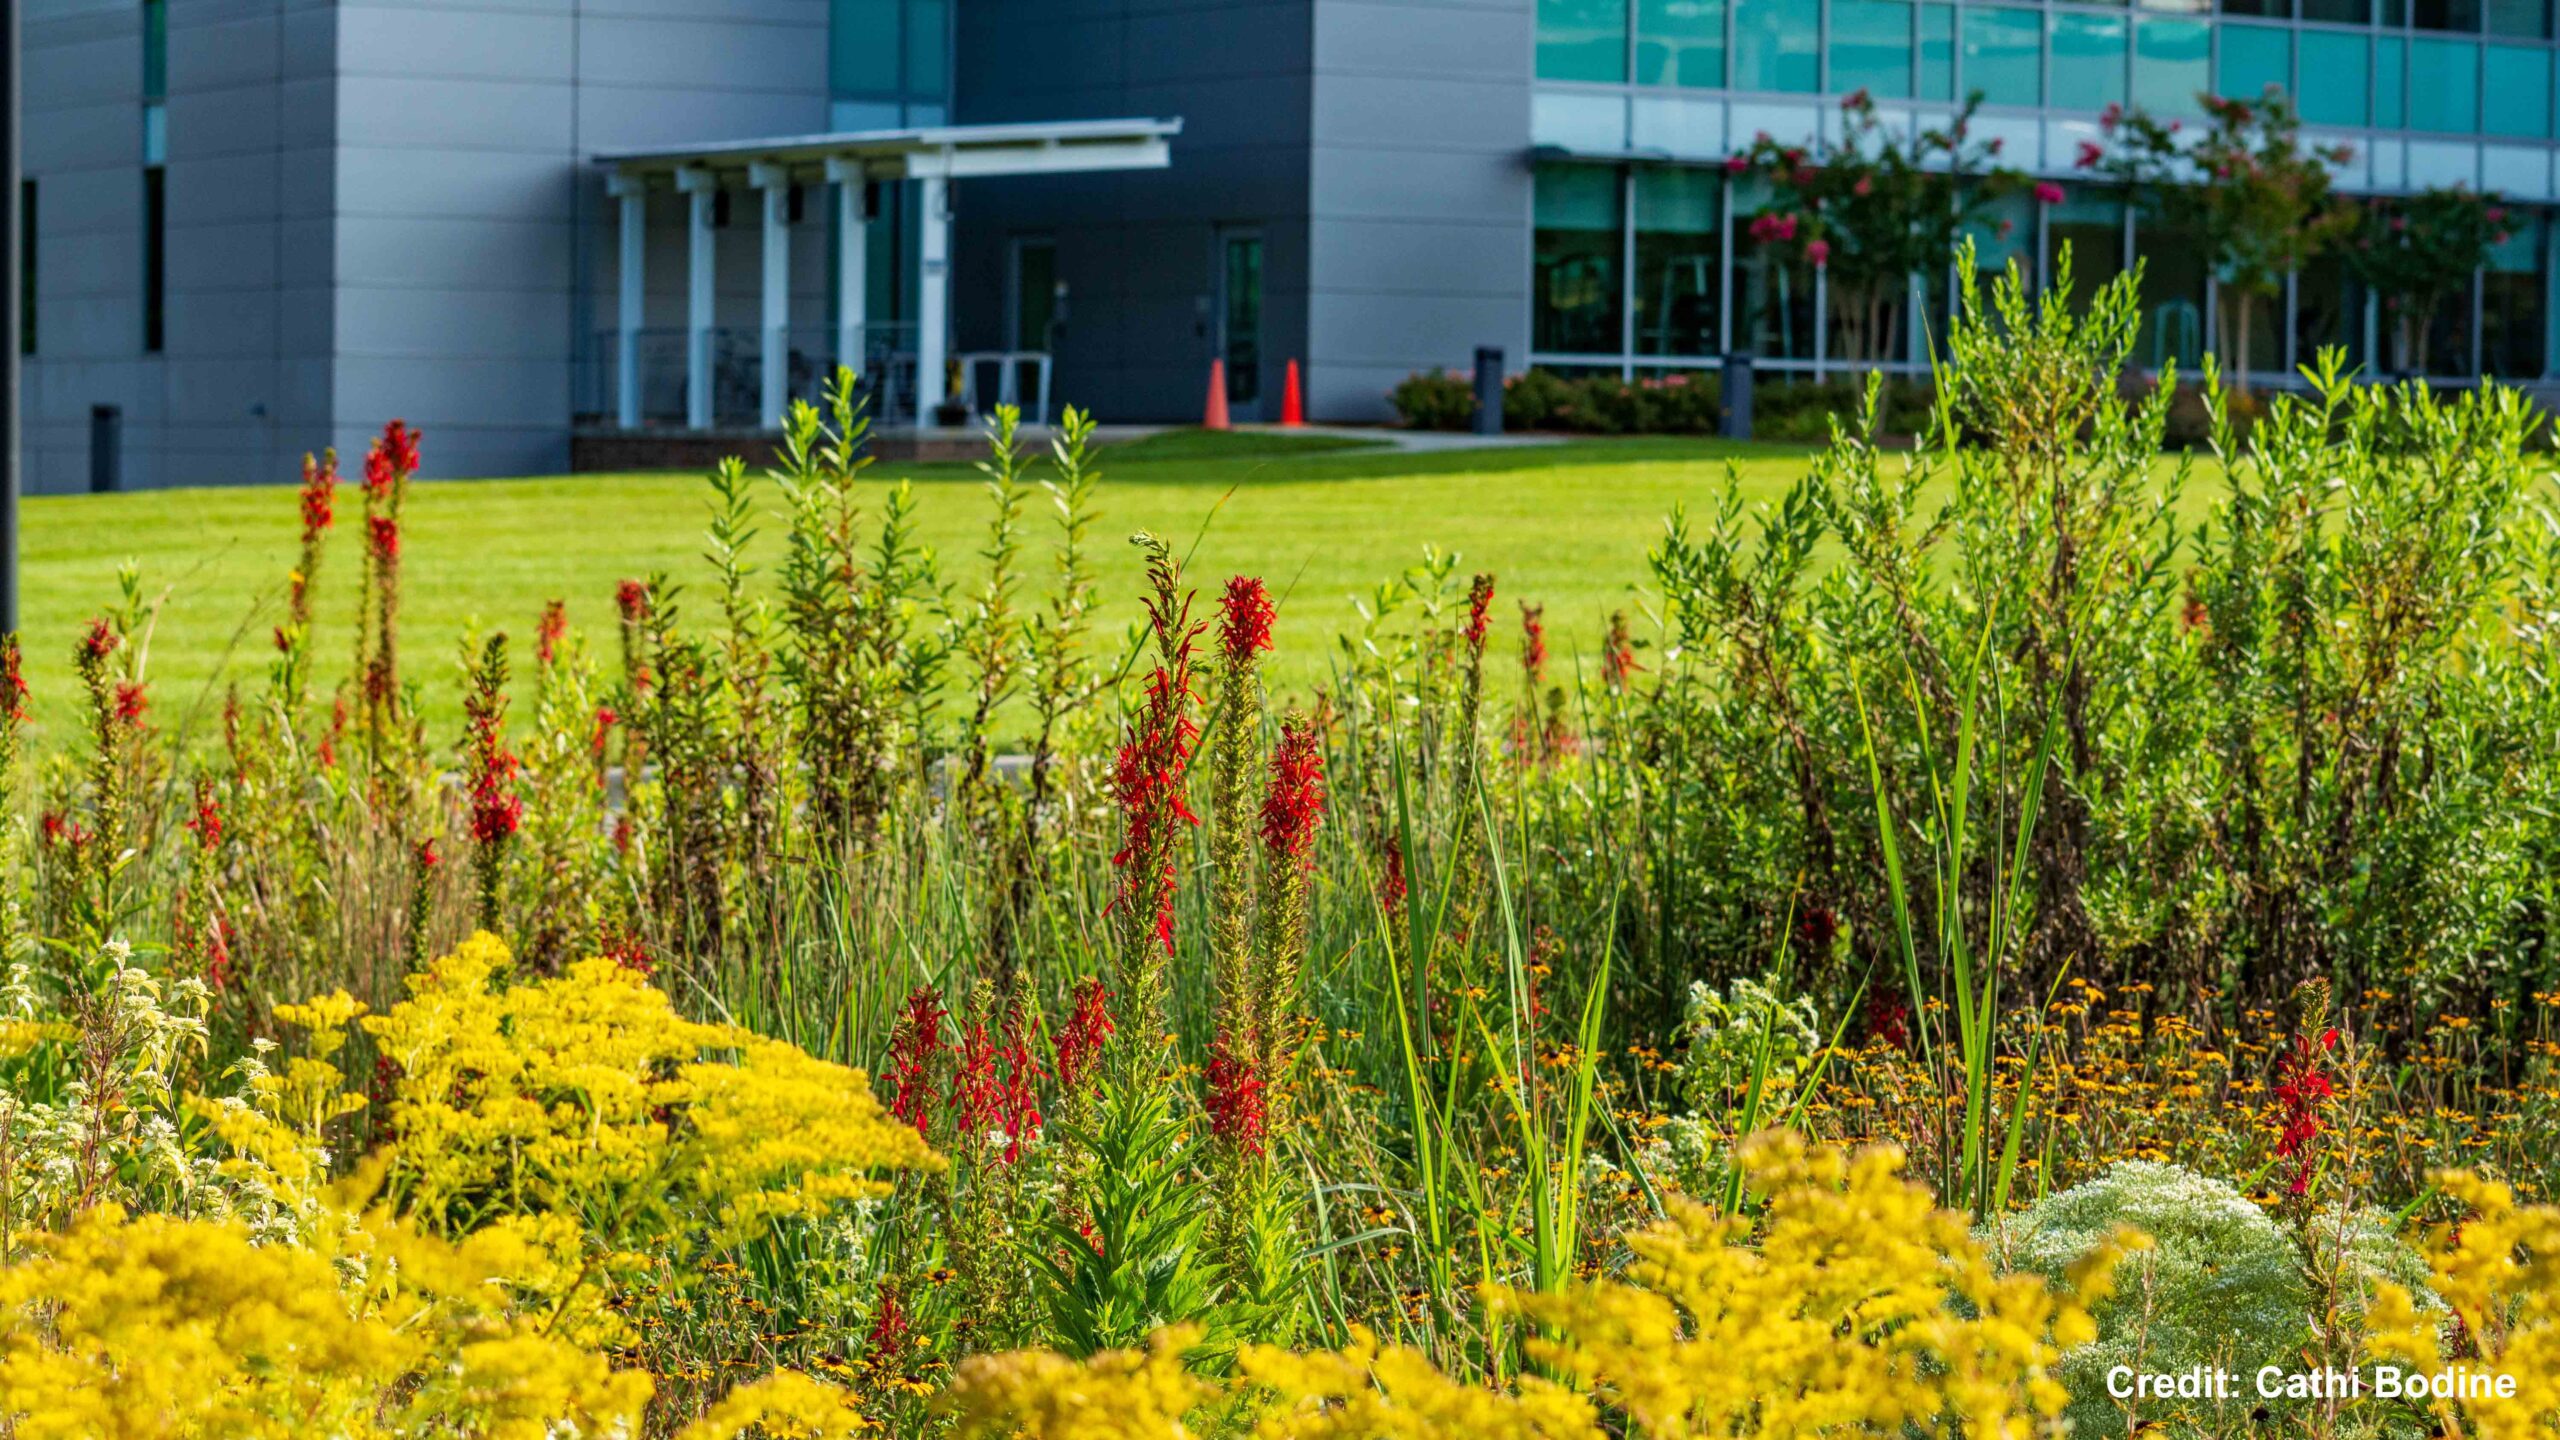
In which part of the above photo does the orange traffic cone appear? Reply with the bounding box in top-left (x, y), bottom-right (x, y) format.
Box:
top-left (1280, 359), bottom-right (1305, 427)
top-left (1202, 359), bottom-right (1232, 431)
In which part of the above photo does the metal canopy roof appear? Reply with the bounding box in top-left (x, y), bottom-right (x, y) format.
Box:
top-left (595, 117), bottom-right (1181, 186)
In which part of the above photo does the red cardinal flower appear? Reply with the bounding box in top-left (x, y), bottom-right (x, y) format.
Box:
top-left (536, 600), bottom-right (568, 667)
top-left (1053, 976), bottom-right (1115, 1095)
top-left (1204, 1034), bottom-right (1268, 1158)
top-left (1259, 720), bottom-right (1326, 865)
top-left (299, 451), bottom-right (338, 540)
top-left (887, 987), bottom-right (949, 1137)
top-left (1219, 575), bottom-right (1276, 666)
top-left (1462, 574), bottom-right (1496, 649)
top-left (2272, 1027), bottom-right (2341, 1196)
top-left (365, 419), bottom-right (420, 495)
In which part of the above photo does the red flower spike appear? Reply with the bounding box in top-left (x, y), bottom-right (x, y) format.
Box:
top-left (1053, 976), bottom-right (1116, 1096)
top-left (536, 600), bottom-right (568, 667)
top-left (1259, 721), bottom-right (1325, 865)
top-left (299, 452), bottom-right (338, 540)
top-left (1204, 1034), bottom-right (1268, 1158)
top-left (887, 986), bottom-right (949, 1137)
top-left (1462, 575), bottom-right (1495, 650)
top-left (1218, 575), bottom-right (1276, 666)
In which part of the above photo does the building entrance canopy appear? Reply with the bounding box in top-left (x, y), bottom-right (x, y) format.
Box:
top-left (594, 119), bottom-right (1179, 430)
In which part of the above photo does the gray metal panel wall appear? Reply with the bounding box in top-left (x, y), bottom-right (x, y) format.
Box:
top-left (952, 0), bottom-right (1314, 425)
top-left (23, 0), bottom-right (835, 491)
top-left (24, 0), bottom-right (340, 495)
top-left (1306, 0), bottom-right (1531, 422)
top-left (339, 0), bottom-right (830, 481)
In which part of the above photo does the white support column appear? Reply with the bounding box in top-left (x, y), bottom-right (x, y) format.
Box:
top-left (676, 167), bottom-right (718, 431)
top-left (917, 173), bottom-right (951, 422)
top-left (827, 158), bottom-right (869, 394)
top-left (751, 162), bottom-right (792, 428)
top-left (608, 172), bottom-right (646, 429)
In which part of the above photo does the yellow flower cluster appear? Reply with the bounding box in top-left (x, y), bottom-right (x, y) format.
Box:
top-left (1499, 1132), bottom-right (2133, 1438)
top-left (366, 932), bottom-right (936, 1245)
top-left (947, 1328), bottom-right (1214, 1439)
top-left (673, 1369), bottom-right (878, 1439)
top-left (1237, 1327), bottom-right (1596, 1438)
top-left (0, 1203), bottom-right (650, 1440)
top-left (0, 935), bottom-right (936, 1439)
top-left (2365, 1170), bottom-right (2560, 1440)
top-left (943, 1133), bottom-right (2129, 1439)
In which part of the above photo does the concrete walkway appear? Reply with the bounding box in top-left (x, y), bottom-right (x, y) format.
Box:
top-left (1234, 423), bottom-right (1565, 452)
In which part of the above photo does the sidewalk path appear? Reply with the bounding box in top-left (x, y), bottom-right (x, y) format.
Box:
top-left (1244, 423), bottom-right (1566, 452)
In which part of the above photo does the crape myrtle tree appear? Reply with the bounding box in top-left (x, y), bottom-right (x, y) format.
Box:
top-left (2346, 185), bottom-right (2515, 376)
top-left (2080, 86), bottom-right (2357, 394)
top-left (1731, 89), bottom-right (2031, 366)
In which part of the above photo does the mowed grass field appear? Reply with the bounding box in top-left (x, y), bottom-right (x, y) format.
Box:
top-left (16, 425), bottom-right (2186, 747)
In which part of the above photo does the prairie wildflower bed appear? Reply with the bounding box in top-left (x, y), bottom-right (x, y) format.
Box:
top-left (0, 266), bottom-right (2556, 1439)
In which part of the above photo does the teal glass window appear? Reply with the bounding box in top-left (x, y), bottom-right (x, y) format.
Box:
top-left (2485, 44), bottom-right (2548, 134)
top-left (2483, 216), bottom-right (2544, 378)
top-left (2047, 193), bottom-right (2128, 316)
top-left (1920, 4), bottom-right (1956, 99)
top-left (1634, 169), bottom-right (1722, 357)
top-left (2488, 0), bottom-right (2548, 35)
top-left (1533, 164), bottom-right (1625, 354)
top-left (1734, 0), bottom-right (1820, 91)
top-left (142, 0), bottom-right (166, 100)
top-left (2051, 13), bottom-right (2129, 113)
top-left (1539, 0), bottom-right (1631, 83)
top-left (832, 0), bottom-right (900, 95)
top-left (1962, 190), bottom-right (2035, 278)
top-left (2298, 33), bottom-right (2371, 126)
top-left (1832, 0), bottom-right (1916, 99)
top-left (2303, 0), bottom-right (2371, 18)
top-left (1962, 7), bottom-right (2043, 106)
top-left (1637, 0), bottom-right (1726, 87)
top-left (2410, 38), bottom-right (2480, 132)
top-left (2217, 25), bottom-right (2288, 102)
top-left (2133, 16), bottom-right (2211, 117)
top-left (2415, 0), bottom-right (2483, 28)
top-left (904, 0), bottom-right (947, 99)
top-left (2378, 37), bottom-right (2407, 126)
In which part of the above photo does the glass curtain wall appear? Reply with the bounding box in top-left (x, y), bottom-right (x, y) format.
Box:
top-left (831, 0), bottom-right (949, 127)
top-left (1536, 0), bottom-right (2560, 143)
top-left (1528, 1), bottom-right (2560, 379)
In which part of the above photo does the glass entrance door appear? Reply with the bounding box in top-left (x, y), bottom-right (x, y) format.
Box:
top-left (1218, 230), bottom-right (1264, 419)
top-left (1011, 238), bottom-right (1058, 353)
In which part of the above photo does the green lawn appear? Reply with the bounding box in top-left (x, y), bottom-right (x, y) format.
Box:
top-left (21, 429), bottom-right (1833, 748)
